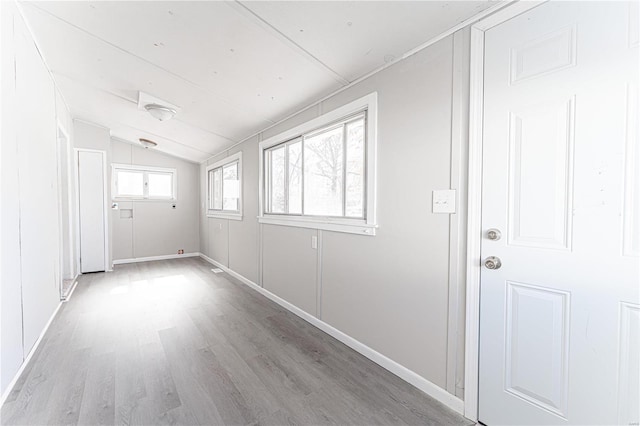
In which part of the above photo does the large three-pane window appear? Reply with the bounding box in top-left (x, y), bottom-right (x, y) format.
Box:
top-left (206, 152), bottom-right (242, 219)
top-left (258, 93), bottom-right (377, 236)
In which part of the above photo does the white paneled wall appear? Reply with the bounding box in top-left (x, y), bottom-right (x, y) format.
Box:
top-left (200, 30), bottom-right (470, 402)
top-left (110, 140), bottom-right (199, 262)
top-left (1, 2), bottom-right (74, 396)
top-left (262, 225), bottom-right (319, 316)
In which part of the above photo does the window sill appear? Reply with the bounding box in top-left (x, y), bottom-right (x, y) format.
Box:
top-left (258, 216), bottom-right (377, 236)
top-left (207, 212), bottom-right (243, 221)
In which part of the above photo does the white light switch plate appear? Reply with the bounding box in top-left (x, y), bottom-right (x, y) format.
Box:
top-left (432, 190), bottom-right (456, 214)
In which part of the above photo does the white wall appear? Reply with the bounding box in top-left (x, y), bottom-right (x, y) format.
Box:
top-left (111, 140), bottom-right (200, 261)
top-left (200, 30), bottom-right (470, 399)
top-left (1, 1), bottom-right (73, 396)
top-left (73, 119), bottom-right (110, 151)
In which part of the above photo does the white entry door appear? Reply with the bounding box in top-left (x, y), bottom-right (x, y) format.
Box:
top-left (78, 150), bottom-right (106, 273)
top-left (479, 2), bottom-right (639, 425)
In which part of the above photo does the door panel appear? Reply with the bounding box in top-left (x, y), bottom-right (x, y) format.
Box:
top-left (507, 97), bottom-right (575, 250)
top-left (479, 2), bottom-right (639, 425)
top-left (504, 282), bottom-right (570, 418)
top-left (617, 302), bottom-right (640, 425)
top-left (623, 84), bottom-right (639, 256)
top-left (509, 24), bottom-right (577, 85)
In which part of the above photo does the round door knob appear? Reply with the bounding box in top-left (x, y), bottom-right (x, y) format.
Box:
top-left (487, 228), bottom-right (502, 241)
top-left (484, 256), bottom-right (502, 270)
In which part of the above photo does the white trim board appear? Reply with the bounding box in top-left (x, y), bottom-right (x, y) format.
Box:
top-left (198, 253), bottom-right (464, 415)
top-left (0, 301), bottom-right (63, 409)
top-left (62, 273), bottom-right (80, 302)
top-left (56, 121), bottom-right (75, 290)
top-left (112, 252), bottom-right (199, 265)
top-left (463, 1), bottom-right (547, 422)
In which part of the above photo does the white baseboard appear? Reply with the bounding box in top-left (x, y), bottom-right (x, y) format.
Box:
top-left (63, 274), bottom-right (80, 302)
top-left (0, 301), bottom-right (63, 408)
top-left (198, 253), bottom-right (464, 415)
top-left (113, 252), bottom-right (199, 265)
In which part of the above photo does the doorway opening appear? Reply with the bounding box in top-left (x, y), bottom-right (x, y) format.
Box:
top-left (56, 124), bottom-right (75, 300)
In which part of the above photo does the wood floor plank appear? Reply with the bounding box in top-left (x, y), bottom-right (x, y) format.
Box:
top-left (76, 352), bottom-right (116, 426)
top-left (138, 340), bottom-right (182, 416)
top-left (113, 341), bottom-right (147, 426)
top-left (45, 347), bottom-right (91, 426)
top-left (156, 328), bottom-right (225, 425)
top-left (1, 258), bottom-right (473, 426)
top-left (187, 307), bottom-right (282, 422)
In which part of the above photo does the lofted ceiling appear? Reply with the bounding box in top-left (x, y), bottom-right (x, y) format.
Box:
top-left (20, 1), bottom-right (499, 163)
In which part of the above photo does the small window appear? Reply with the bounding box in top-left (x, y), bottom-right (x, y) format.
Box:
top-left (259, 93), bottom-right (377, 236)
top-left (206, 152), bottom-right (242, 220)
top-left (112, 164), bottom-right (177, 201)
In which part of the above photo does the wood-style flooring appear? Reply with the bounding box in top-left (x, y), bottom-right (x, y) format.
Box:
top-left (1, 258), bottom-right (472, 426)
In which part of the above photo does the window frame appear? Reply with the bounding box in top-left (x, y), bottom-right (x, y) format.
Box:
top-left (111, 163), bottom-right (177, 201)
top-left (258, 92), bottom-right (378, 236)
top-left (206, 152), bottom-right (243, 220)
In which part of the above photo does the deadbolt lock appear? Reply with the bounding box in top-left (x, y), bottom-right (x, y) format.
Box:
top-left (487, 228), bottom-right (502, 241)
top-left (484, 256), bottom-right (502, 270)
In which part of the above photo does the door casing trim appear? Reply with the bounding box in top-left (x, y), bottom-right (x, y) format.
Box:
top-left (464, 1), bottom-right (548, 421)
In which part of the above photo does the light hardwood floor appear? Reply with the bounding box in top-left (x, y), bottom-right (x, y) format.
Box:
top-left (1, 258), bottom-right (472, 426)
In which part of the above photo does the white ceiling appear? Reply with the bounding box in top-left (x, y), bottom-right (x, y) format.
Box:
top-left (20, 1), bottom-right (498, 163)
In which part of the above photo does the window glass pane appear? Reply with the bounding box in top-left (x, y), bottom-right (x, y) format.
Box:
top-left (304, 126), bottom-right (344, 216)
top-left (116, 170), bottom-right (144, 197)
top-left (148, 172), bottom-right (173, 198)
top-left (345, 118), bottom-right (365, 217)
top-left (213, 168), bottom-right (222, 210)
top-left (287, 141), bottom-right (302, 214)
top-left (222, 162), bottom-right (239, 211)
top-left (269, 146), bottom-right (286, 213)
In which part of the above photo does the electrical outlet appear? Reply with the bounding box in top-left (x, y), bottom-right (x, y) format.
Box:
top-left (178, 249), bottom-right (184, 254)
top-left (311, 235), bottom-right (318, 249)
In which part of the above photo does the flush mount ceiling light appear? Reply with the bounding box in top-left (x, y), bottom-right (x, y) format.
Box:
top-left (144, 103), bottom-right (176, 121)
top-left (137, 91), bottom-right (180, 122)
top-left (139, 138), bottom-right (158, 149)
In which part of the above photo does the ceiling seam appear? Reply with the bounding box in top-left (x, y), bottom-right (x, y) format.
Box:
top-left (23, 2), bottom-right (277, 126)
top-left (74, 113), bottom-right (223, 159)
top-left (232, 1), bottom-right (350, 86)
top-left (201, 0), bottom-right (515, 164)
top-left (108, 125), bottom-right (216, 157)
top-left (111, 136), bottom-right (201, 164)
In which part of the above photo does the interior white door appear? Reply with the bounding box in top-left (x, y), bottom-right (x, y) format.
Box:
top-left (479, 2), bottom-right (639, 425)
top-left (78, 150), bottom-right (106, 273)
